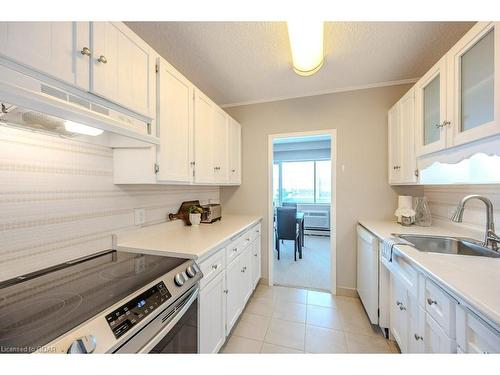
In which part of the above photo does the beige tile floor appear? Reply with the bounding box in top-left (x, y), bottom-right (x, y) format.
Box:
top-left (221, 285), bottom-right (400, 354)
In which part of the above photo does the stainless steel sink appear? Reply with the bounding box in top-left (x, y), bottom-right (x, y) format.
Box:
top-left (392, 234), bottom-right (500, 258)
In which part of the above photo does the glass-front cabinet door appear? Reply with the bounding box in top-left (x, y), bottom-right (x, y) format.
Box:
top-left (415, 57), bottom-right (448, 156)
top-left (447, 22), bottom-right (500, 147)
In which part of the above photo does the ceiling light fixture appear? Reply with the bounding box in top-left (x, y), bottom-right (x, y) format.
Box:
top-left (287, 20), bottom-right (325, 77)
top-left (64, 121), bottom-right (104, 136)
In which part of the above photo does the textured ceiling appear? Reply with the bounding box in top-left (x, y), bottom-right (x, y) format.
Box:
top-left (126, 22), bottom-right (474, 107)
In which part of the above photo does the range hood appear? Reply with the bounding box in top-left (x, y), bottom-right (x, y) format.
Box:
top-left (0, 63), bottom-right (159, 146)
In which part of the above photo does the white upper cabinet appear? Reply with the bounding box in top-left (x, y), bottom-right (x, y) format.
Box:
top-left (193, 89), bottom-right (242, 185)
top-left (228, 117), bottom-right (242, 184)
top-left (446, 22), bottom-right (500, 147)
top-left (0, 21), bottom-right (242, 187)
top-left (193, 89), bottom-right (215, 184)
top-left (413, 22), bottom-right (500, 158)
top-left (388, 102), bottom-right (402, 184)
top-left (388, 88), bottom-right (417, 185)
top-left (212, 107), bottom-right (229, 183)
top-left (399, 90), bottom-right (417, 183)
top-left (156, 58), bottom-right (194, 183)
top-left (0, 22), bottom-right (90, 90)
top-left (415, 57), bottom-right (448, 156)
top-left (91, 22), bottom-right (153, 116)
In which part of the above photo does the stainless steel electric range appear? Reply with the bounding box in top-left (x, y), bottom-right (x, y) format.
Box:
top-left (0, 250), bottom-right (202, 354)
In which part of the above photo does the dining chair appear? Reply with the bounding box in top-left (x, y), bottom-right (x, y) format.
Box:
top-left (275, 207), bottom-right (300, 261)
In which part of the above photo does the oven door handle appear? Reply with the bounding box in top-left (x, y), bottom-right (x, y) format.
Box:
top-left (137, 286), bottom-right (199, 354)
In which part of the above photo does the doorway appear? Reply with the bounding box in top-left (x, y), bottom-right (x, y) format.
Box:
top-left (267, 130), bottom-right (336, 294)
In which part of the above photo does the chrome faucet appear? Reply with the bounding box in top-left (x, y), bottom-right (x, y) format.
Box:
top-left (451, 195), bottom-right (500, 251)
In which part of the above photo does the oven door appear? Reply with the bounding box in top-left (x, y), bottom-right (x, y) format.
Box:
top-left (114, 286), bottom-right (199, 354)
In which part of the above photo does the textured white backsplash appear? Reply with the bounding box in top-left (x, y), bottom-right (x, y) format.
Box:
top-left (0, 126), bottom-right (219, 281)
top-left (424, 184), bottom-right (500, 235)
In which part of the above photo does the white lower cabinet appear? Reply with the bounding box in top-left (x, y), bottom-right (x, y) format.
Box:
top-left (387, 250), bottom-right (500, 353)
top-left (456, 305), bottom-right (500, 354)
top-left (389, 260), bottom-right (457, 353)
top-left (251, 236), bottom-right (262, 289)
top-left (199, 271), bottom-right (226, 353)
top-left (390, 272), bottom-right (409, 352)
top-left (198, 222), bottom-right (262, 353)
top-left (417, 308), bottom-right (456, 353)
top-left (225, 251), bottom-right (245, 333)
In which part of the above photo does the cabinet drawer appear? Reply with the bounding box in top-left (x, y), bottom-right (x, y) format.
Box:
top-left (249, 223), bottom-right (261, 241)
top-left (391, 252), bottom-right (418, 296)
top-left (424, 279), bottom-right (456, 338)
top-left (456, 305), bottom-right (500, 353)
top-left (199, 248), bottom-right (225, 289)
top-left (226, 232), bottom-right (253, 265)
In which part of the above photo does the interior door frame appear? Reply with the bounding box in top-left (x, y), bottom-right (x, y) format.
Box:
top-left (267, 129), bottom-right (337, 294)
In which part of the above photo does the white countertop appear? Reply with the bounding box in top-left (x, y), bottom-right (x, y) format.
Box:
top-left (359, 219), bottom-right (500, 330)
top-left (116, 214), bottom-right (262, 261)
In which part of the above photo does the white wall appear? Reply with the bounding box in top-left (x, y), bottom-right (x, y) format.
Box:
top-left (220, 84), bottom-right (413, 295)
top-left (0, 126), bottom-right (219, 281)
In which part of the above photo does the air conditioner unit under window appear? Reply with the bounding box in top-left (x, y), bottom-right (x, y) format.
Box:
top-left (303, 210), bottom-right (329, 230)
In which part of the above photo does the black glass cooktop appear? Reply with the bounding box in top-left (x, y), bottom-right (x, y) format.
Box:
top-left (0, 251), bottom-right (184, 353)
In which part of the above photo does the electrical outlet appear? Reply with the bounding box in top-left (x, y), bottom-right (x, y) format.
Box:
top-left (134, 208), bottom-right (146, 226)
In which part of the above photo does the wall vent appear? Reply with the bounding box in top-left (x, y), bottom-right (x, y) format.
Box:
top-left (40, 84), bottom-right (68, 101)
top-left (91, 103), bottom-right (110, 116)
top-left (68, 95), bottom-right (91, 109)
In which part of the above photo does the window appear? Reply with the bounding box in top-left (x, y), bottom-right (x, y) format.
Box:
top-left (282, 161), bottom-right (315, 203)
top-left (273, 160), bottom-right (331, 204)
top-left (315, 160), bottom-right (331, 203)
top-left (273, 163), bottom-right (280, 205)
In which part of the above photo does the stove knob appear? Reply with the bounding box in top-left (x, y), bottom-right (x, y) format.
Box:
top-left (186, 265), bottom-right (196, 278)
top-left (174, 273), bottom-right (185, 286)
top-left (67, 335), bottom-right (97, 354)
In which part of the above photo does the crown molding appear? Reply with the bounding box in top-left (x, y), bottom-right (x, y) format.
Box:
top-left (220, 77), bottom-right (419, 108)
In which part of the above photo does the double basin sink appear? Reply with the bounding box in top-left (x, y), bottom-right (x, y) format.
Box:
top-left (391, 233), bottom-right (500, 258)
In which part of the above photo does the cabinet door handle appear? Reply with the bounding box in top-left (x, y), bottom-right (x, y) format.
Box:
top-left (223, 289), bottom-right (228, 294)
top-left (414, 334), bottom-right (423, 341)
top-left (231, 169), bottom-right (236, 172)
top-left (254, 253), bottom-right (258, 257)
top-left (399, 305), bottom-right (407, 311)
top-left (80, 47), bottom-right (91, 56)
top-left (97, 55), bottom-right (107, 64)
top-left (435, 120), bottom-right (451, 129)
top-left (211, 264), bottom-right (219, 270)
top-left (396, 301), bottom-right (402, 306)
top-left (232, 248), bottom-right (238, 252)
top-left (427, 298), bottom-right (437, 306)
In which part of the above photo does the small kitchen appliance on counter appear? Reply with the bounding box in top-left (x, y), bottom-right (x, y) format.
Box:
top-left (201, 204), bottom-right (222, 223)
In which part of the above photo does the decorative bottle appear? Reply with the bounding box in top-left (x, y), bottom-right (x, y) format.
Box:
top-left (415, 197), bottom-right (432, 227)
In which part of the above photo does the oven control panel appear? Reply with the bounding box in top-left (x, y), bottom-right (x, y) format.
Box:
top-left (105, 281), bottom-right (171, 338)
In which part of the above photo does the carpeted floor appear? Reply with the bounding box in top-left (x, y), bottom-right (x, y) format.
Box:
top-left (273, 235), bottom-right (331, 291)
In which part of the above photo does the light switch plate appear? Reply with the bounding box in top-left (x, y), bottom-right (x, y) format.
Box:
top-left (134, 208), bottom-right (146, 225)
